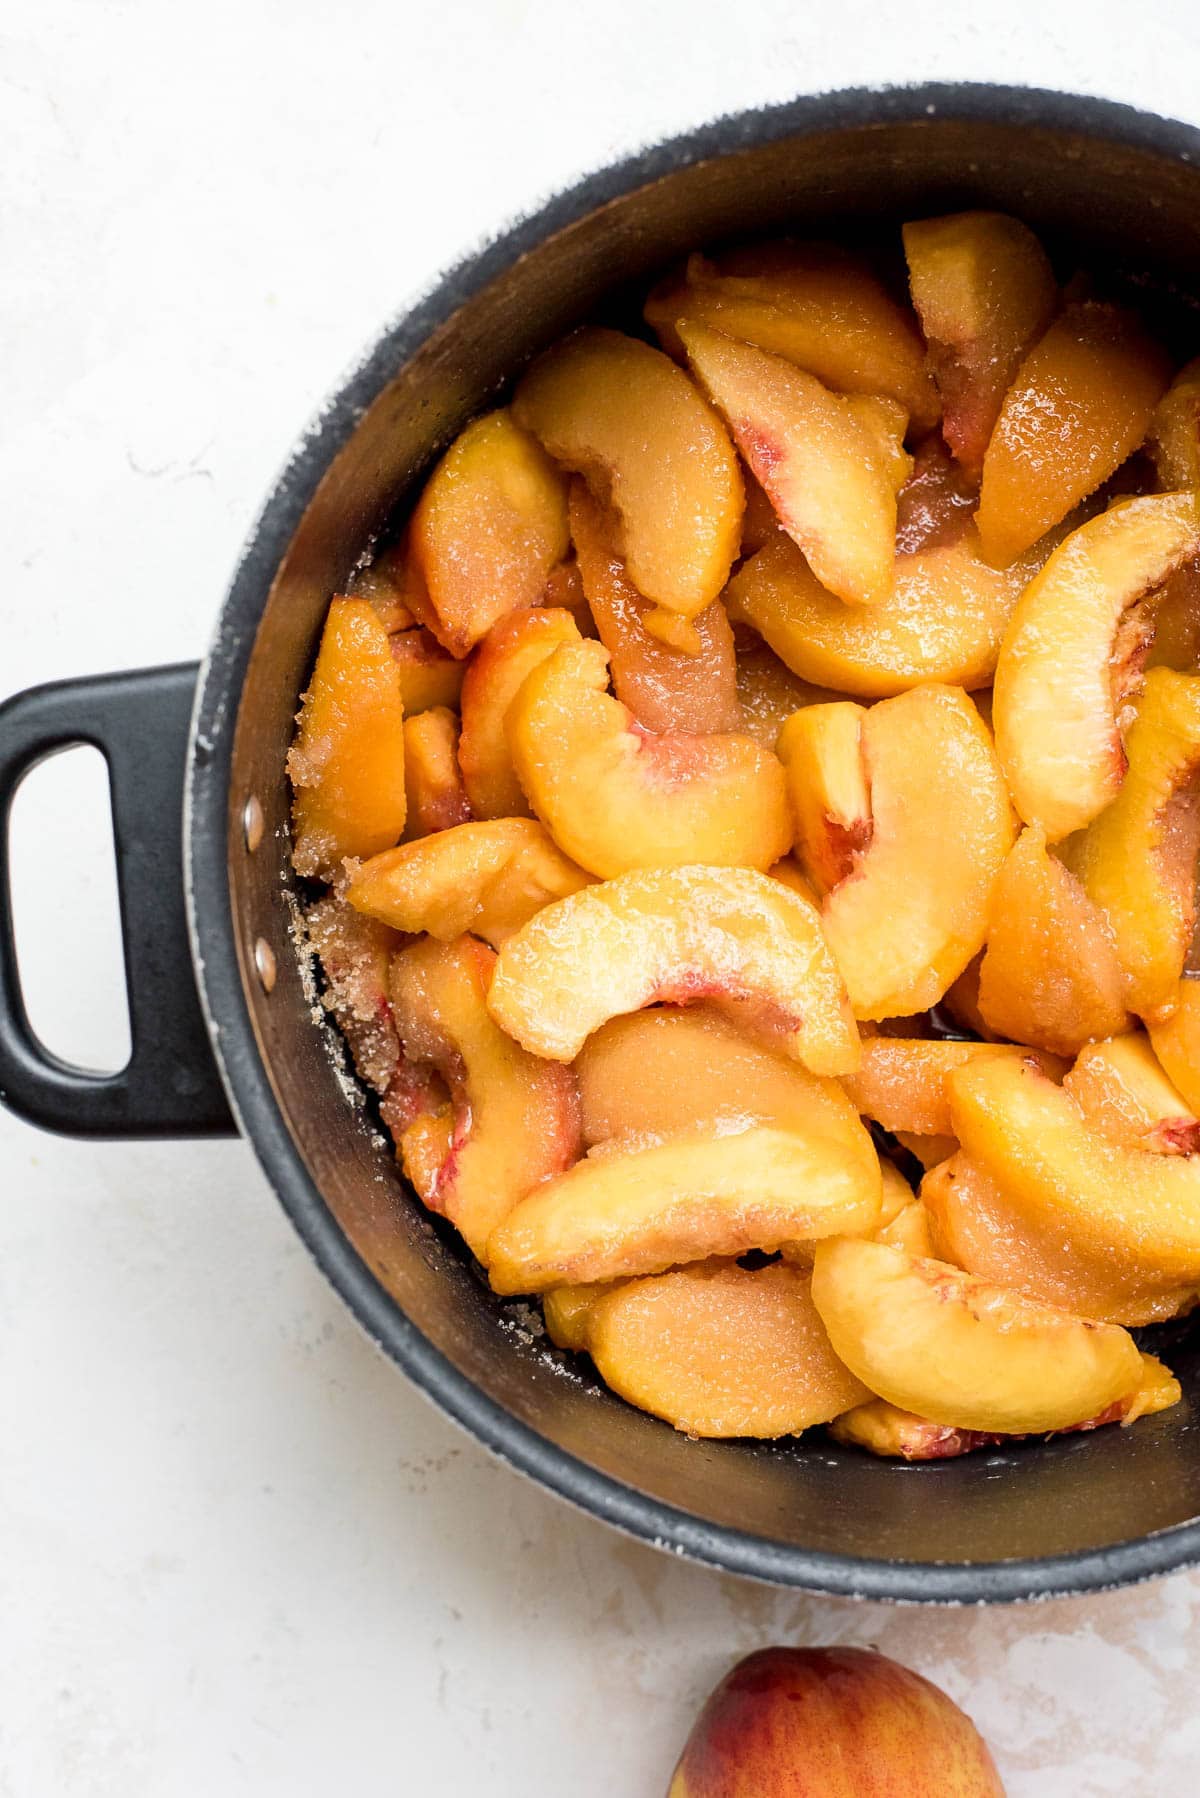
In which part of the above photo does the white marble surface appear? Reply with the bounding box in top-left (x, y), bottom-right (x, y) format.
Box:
top-left (6, 4), bottom-right (1200, 1792)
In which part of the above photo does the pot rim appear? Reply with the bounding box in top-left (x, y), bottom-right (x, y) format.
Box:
top-left (185, 79), bottom-right (1200, 1603)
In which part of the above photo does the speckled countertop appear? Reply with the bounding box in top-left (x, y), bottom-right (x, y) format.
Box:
top-left (6, 4), bottom-right (1200, 1792)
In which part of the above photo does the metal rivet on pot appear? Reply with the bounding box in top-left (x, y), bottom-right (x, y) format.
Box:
top-left (243, 794), bottom-right (264, 852)
top-left (253, 937), bottom-right (277, 993)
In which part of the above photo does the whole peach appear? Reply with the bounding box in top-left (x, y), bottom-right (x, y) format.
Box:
top-left (667, 1646), bottom-right (1004, 1796)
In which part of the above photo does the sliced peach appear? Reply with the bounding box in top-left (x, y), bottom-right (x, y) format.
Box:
top-left (811, 1236), bottom-right (1141, 1434)
top-left (541, 557), bottom-right (595, 635)
top-left (785, 684), bottom-right (1015, 1020)
top-left (378, 1062), bottom-right (450, 1152)
top-left (680, 322), bottom-right (909, 607)
top-left (458, 605), bottom-right (581, 820)
top-left (876, 1198), bottom-right (936, 1258)
top-left (903, 211), bottom-right (1057, 479)
top-left (506, 638), bottom-right (791, 879)
top-left (734, 635), bottom-right (840, 745)
top-left (1149, 977), bottom-right (1200, 1113)
top-left (347, 818), bottom-right (590, 948)
top-left (1148, 357), bottom-right (1200, 489)
top-left (724, 525), bottom-right (1045, 698)
top-left (976, 825), bottom-right (1132, 1056)
top-left (288, 596), bottom-right (407, 878)
top-left (894, 434), bottom-right (981, 555)
top-left (841, 1036), bottom-right (1062, 1137)
top-left (349, 538), bottom-right (421, 633)
top-left (1066, 667), bottom-right (1200, 1019)
top-left (645, 243), bottom-right (938, 428)
top-left (950, 1052), bottom-right (1200, 1286)
top-left (388, 934), bottom-right (580, 1261)
top-left (487, 864), bottom-right (858, 1073)
top-left (781, 1153), bottom-right (914, 1268)
top-left (388, 626), bottom-right (465, 715)
top-left (580, 1260), bottom-right (870, 1437)
top-left (486, 1120), bottom-right (882, 1294)
top-left (992, 494), bottom-right (1200, 840)
top-left (401, 706), bottom-right (471, 840)
top-left (305, 893), bottom-right (401, 1093)
top-left (512, 327), bottom-right (743, 621)
top-left (739, 471), bottom-right (784, 555)
top-left (776, 700), bottom-right (872, 900)
top-left (767, 856), bottom-right (820, 908)
top-left (977, 301), bottom-right (1172, 566)
top-left (569, 482), bottom-right (741, 734)
top-left (940, 953), bottom-right (995, 1040)
top-left (894, 1130), bottom-right (960, 1171)
top-left (406, 408), bottom-right (569, 656)
top-left (1065, 1031), bottom-right (1200, 1155)
top-left (1147, 564), bottom-right (1200, 674)
top-left (542, 1282), bottom-right (616, 1352)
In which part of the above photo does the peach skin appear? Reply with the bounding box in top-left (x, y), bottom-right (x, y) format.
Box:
top-left (486, 863), bottom-right (859, 1073)
top-left (512, 326), bottom-right (743, 621)
top-left (458, 605), bottom-right (581, 820)
top-left (401, 706), bottom-right (471, 839)
top-left (992, 493), bottom-right (1200, 842)
top-left (305, 893), bottom-right (401, 1095)
top-left (506, 638), bottom-right (791, 879)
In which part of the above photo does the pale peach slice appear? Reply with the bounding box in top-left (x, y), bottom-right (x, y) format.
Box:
top-left (1065, 1032), bottom-right (1200, 1155)
top-left (903, 211), bottom-right (1057, 479)
top-left (680, 322), bottom-right (909, 607)
top-left (976, 825), bottom-right (1133, 1056)
top-left (487, 864), bottom-right (858, 1073)
top-left (288, 596), bottom-right (408, 878)
top-left (581, 1260), bottom-right (871, 1437)
top-left (781, 1153), bottom-right (914, 1268)
top-left (992, 494), bottom-right (1200, 841)
top-left (401, 706), bottom-right (471, 840)
top-left (841, 1037), bottom-right (1062, 1137)
top-left (305, 893), bottom-right (401, 1094)
top-left (346, 818), bottom-right (591, 948)
top-left (644, 243), bottom-right (938, 428)
top-left (512, 327), bottom-right (743, 620)
top-left (1148, 357), bottom-right (1200, 489)
top-left (388, 934), bottom-right (580, 1261)
top-left (407, 408), bottom-right (569, 656)
top-left (876, 1198), bottom-right (936, 1259)
top-left (776, 702), bottom-right (871, 897)
top-left (506, 638), bottom-right (791, 879)
top-left (458, 605), bottom-right (581, 820)
top-left (1149, 978), bottom-right (1200, 1114)
top-left (486, 1121), bottom-right (882, 1294)
top-left (734, 636), bottom-right (841, 745)
top-left (569, 482), bottom-right (741, 734)
top-left (388, 627), bottom-right (465, 716)
top-left (810, 1237), bottom-right (1141, 1434)
top-left (789, 684), bottom-right (1016, 1020)
top-left (950, 1052), bottom-right (1200, 1286)
top-left (723, 525), bottom-right (1046, 698)
top-left (977, 301), bottom-right (1172, 566)
top-left (1067, 667), bottom-right (1200, 1019)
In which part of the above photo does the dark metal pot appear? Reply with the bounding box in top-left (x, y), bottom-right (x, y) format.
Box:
top-left (4, 82), bottom-right (1200, 1604)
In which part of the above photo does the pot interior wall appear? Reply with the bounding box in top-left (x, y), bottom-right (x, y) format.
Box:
top-left (223, 110), bottom-right (1200, 1577)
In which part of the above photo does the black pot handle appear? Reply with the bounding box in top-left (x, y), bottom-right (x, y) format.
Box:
top-left (0, 663), bottom-right (236, 1137)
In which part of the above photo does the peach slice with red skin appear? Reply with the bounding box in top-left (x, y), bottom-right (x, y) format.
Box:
top-left (506, 638), bottom-right (791, 879)
top-left (1148, 356), bottom-right (1200, 489)
top-left (288, 596), bottom-right (408, 879)
top-left (777, 701), bottom-right (871, 898)
top-left (903, 211), bottom-right (1057, 479)
top-left (783, 685), bottom-right (1016, 1020)
top-left (512, 326), bottom-right (743, 622)
top-left (992, 493), bottom-right (1200, 842)
top-left (401, 706), bottom-right (471, 840)
top-left (842, 1037), bottom-right (1064, 1138)
top-left (305, 893), bottom-right (402, 1094)
top-left (405, 408), bottom-right (569, 656)
top-left (458, 605), bottom-right (581, 820)
top-left (976, 825), bottom-right (1133, 1056)
top-left (811, 1236), bottom-right (1142, 1434)
top-left (1149, 978), bottom-right (1200, 1114)
top-left (346, 818), bottom-right (591, 948)
top-left (1066, 667), bottom-right (1200, 1020)
top-left (388, 627), bottom-right (465, 716)
top-left (569, 482), bottom-right (741, 734)
top-left (977, 301), bottom-right (1172, 566)
top-left (1064, 1031), bottom-right (1200, 1156)
top-left (388, 934), bottom-right (580, 1261)
top-left (487, 863), bottom-right (858, 1073)
top-left (486, 1119), bottom-right (882, 1294)
top-left (681, 321), bottom-right (910, 607)
top-left (578, 1260), bottom-right (871, 1437)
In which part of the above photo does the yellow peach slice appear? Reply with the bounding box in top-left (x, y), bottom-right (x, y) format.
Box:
top-left (976, 825), bottom-right (1132, 1055)
top-left (1149, 978), bottom-right (1200, 1114)
top-left (305, 893), bottom-right (401, 1094)
top-left (734, 636), bottom-right (840, 745)
top-left (842, 1037), bottom-right (1062, 1137)
top-left (288, 596), bottom-right (408, 878)
top-left (581, 1260), bottom-right (871, 1437)
top-left (992, 494), bottom-right (1200, 841)
top-left (902, 211), bottom-right (1057, 479)
top-left (894, 1130), bottom-right (960, 1171)
top-left (788, 684), bottom-right (1016, 1020)
top-left (541, 557), bottom-right (595, 635)
top-left (542, 1282), bottom-right (616, 1352)
top-left (680, 322), bottom-right (909, 607)
top-left (776, 702), bottom-right (871, 897)
top-left (486, 1121), bottom-right (882, 1294)
top-left (645, 244), bottom-right (938, 428)
top-left (388, 627), bottom-right (465, 716)
top-left (458, 605), bottom-right (581, 820)
top-left (723, 526), bottom-right (1045, 699)
top-left (401, 706), bottom-right (471, 840)
top-left (512, 327), bottom-right (743, 620)
top-left (876, 1198), bottom-right (936, 1259)
top-left (388, 934), bottom-right (580, 1260)
top-left (1148, 357), bottom-right (1200, 490)
top-left (1065, 1032), bottom-right (1200, 1155)
top-left (1067, 667), bottom-right (1200, 1019)
top-left (811, 1237), bottom-right (1141, 1434)
top-left (977, 302), bottom-right (1172, 566)
top-left (407, 408), bottom-right (569, 656)
top-left (487, 864), bottom-right (858, 1073)
top-left (506, 638), bottom-right (791, 878)
top-left (569, 482), bottom-right (741, 734)
top-left (1147, 564), bottom-right (1200, 675)
top-left (347, 818), bottom-right (591, 948)
top-left (782, 1153), bottom-right (914, 1268)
